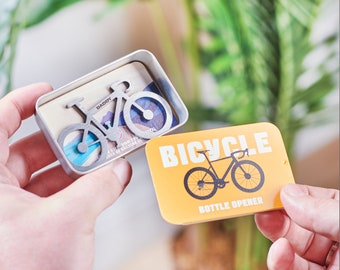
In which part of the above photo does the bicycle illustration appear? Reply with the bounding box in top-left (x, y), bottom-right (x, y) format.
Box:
top-left (58, 80), bottom-right (173, 172)
top-left (184, 149), bottom-right (265, 200)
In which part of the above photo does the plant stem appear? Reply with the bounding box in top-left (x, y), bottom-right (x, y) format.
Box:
top-left (235, 216), bottom-right (252, 270)
top-left (275, 6), bottom-right (296, 156)
top-left (183, 0), bottom-right (201, 105)
top-left (147, 0), bottom-right (187, 100)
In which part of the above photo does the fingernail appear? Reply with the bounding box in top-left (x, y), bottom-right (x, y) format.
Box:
top-left (283, 184), bottom-right (307, 197)
top-left (112, 158), bottom-right (131, 187)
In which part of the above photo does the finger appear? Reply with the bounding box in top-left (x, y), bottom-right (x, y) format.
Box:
top-left (281, 184), bottom-right (339, 242)
top-left (0, 83), bottom-right (52, 164)
top-left (50, 158), bottom-right (132, 219)
top-left (267, 238), bottom-right (324, 270)
top-left (255, 210), bottom-right (287, 241)
top-left (0, 83), bottom-right (52, 138)
top-left (24, 165), bottom-right (75, 197)
top-left (255, 210), bottom-right (332, 265)
top-left (7, 132), bottom-right (57, 187)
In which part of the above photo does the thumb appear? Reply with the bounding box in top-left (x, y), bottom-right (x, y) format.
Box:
top-left (280, 184), bottom-right (339, 242)
top-left (52, 158), bottom-right (132, 219)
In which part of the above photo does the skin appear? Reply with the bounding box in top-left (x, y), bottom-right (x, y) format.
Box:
top-left (255, 184), bottom-right (339, 270)
top-left (0, 83), bottom-right (132, 270)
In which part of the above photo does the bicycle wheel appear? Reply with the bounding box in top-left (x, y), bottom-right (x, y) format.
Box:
top-left (57, 123), bottom-right (108, 172)
top-left (123, 91), bottom-right (173, 139)
top-left (184, 167), bottom-right (218, 200)
top-left (231, 160), bottom-right (264, 192)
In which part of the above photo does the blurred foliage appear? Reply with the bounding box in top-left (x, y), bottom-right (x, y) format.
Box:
top-left (180, 0), bottom-right (339, 154)
top-left (149, 0), bottom-right (338, 269)
top-left (0, 0), bottom-right (130, 95)
top-left (0, 0), bottom-right (22, 93)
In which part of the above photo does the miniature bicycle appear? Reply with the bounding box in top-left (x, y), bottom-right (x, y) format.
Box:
top-left (184, 148), bottom-right (264, 200)
top-left (58, 80), bottom-right (173, 171)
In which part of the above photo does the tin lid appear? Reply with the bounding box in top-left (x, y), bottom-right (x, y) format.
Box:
top-left (145, 122), bottom-right (295, 224)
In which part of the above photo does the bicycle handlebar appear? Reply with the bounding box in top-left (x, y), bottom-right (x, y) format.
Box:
top-left (231, 148), bottom-right (249, 159)
top-left (110, 80), bottom-right (130, 93)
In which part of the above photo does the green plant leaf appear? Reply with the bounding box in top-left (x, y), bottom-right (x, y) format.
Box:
top-left (0, 0), bottom-right (22, 94)
top-left (19, 0), bottom-right (84, 28)
top-left (195, 0), bottom-right (337, 153)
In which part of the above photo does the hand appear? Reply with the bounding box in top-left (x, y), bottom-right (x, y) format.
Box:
top-left (0, 83), bottom-right (132, 270)
top-left (255, 184), bottom-right (339, 270)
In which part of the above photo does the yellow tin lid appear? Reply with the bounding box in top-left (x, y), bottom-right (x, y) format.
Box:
top-left (145, 122), bottom-right (295, 224)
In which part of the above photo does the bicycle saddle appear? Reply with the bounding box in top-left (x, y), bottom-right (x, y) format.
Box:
top-left (197, 150), bottom-right (210, 154)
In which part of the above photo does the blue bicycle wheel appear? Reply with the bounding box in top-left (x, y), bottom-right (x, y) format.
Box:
top-left (57, 123), bottom-right (108, 172)
top-left (123, 91), bottom-right (172, 139)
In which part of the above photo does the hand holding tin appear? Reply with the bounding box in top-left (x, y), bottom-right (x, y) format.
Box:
top-left (0, 83), bottom-right (132, 270)
top-left (255, 184), bottom-right (339, 269)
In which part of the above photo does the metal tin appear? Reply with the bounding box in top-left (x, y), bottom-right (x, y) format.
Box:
top-left (35, 50), bottom-right (188, 178)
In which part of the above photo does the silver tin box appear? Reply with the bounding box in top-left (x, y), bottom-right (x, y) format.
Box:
top-left (35, 50), bottom-right (188, 178)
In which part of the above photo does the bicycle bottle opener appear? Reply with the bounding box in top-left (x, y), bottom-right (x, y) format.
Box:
top-left (146, 122), bottom-right (295, 224)
top-left (35, 50), bottom-right (188, 177)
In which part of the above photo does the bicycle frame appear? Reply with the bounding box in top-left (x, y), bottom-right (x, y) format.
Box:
top-left (67, 81), bottom-right (132, 142)
top-left (199, 149), bottom-right (249, 182)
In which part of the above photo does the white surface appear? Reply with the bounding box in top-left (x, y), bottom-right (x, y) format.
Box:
top-left (11, 1), bottom-right (130, 90)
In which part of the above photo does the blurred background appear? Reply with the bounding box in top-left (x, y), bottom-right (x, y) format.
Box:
top-left (1, 0), bottom-right (339, 269)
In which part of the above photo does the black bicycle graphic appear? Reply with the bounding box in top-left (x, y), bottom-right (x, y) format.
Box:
top-left (184, 149), bottom-right (264, 200)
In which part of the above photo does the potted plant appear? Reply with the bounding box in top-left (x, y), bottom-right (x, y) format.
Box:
top-left (1, 0), bottom-right (338, 269)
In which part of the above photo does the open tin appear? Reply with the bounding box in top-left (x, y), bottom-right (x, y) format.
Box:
top-left (35, 50), bottom-right (188, 178)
